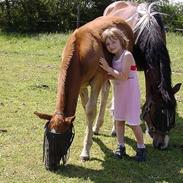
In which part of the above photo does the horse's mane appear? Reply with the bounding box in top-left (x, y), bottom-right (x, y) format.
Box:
top-left (56, 31), bottom-right (76, 112)
top-left (134, 3), bottom-right (174, 105)
top-left (61, 31), bottom-right (76, 77)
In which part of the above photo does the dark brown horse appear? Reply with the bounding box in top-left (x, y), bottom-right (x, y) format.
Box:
top-left (34, 16), bottom-right (134, 170)
top-left (93, 1), bottom-right (181, 149)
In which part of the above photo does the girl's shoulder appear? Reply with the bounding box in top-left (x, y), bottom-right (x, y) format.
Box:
top-left (123, 50), bottom-right (135, 64)
top-left (124, 50), bottom-right (132, 57)
top-left (123, 50), bottom-right (134, 61)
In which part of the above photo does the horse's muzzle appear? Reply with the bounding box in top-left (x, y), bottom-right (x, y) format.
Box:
top-left (43, 122), bottom-right (75, 171)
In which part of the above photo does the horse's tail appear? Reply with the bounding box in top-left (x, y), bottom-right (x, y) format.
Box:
top-left (134, 3), bottom-right (173, 104)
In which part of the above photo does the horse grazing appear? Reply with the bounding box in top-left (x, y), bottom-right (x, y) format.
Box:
top-left (34, 16), bottom-right (134, 171)
top-left (93, 1), bottom-right (181, 149)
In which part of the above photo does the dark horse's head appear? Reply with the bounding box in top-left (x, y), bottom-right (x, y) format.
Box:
top-left (133, 3), bottom-right (181, 149)
top-left (34, 112), bottom-right (75, 171)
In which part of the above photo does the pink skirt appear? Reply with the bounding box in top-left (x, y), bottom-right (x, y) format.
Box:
top-left (111, 75), bottom-right (141, 126)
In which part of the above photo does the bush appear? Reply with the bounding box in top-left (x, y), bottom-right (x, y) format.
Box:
top-left (0, 0), bottom-right (113, 33)
top-left (160, 2), bottom-right (183, 31)
top-left (0, 0), bottom-right (182, 33)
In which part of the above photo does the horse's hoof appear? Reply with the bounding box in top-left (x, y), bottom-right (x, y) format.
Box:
top-left (93, 131), bottom-right (99, 135)
top-left (93, 127), bottom-right (100, 135)
top-left (111, 132), bottom-right (116, 137)
top-left (80, 156), bottom-right (90, 161)
top-left (111, 130), bottom-right (116, 137)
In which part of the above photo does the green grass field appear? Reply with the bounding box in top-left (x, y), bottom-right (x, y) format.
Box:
top-left (0, 32), bottom-right (183, 183)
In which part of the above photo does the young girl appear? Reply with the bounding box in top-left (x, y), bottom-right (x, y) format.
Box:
top-left (100, 27), bottom-right (146, 162)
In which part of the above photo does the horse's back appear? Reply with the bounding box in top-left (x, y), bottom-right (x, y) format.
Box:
top-left (77, 16), bottom-right (134, 51)
top-left (74, 16), bottom-right (134, 84)
top-left (104, 1), bottom-right (141, 29)
top-left (103, 1), bottom-right (138, 16)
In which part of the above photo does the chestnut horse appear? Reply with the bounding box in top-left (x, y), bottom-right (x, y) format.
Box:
top-left (34, 16), bottom-right (133, 170)
top-left (93, 1), bottom-right (181, 149)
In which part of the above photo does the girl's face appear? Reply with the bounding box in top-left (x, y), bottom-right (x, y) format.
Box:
top-left (105, 37), bottom-right (123, 55)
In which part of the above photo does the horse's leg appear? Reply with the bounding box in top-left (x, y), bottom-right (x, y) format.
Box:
top-left (80, 87), bottom-right (89, 111)
top-left (80, 80), bottom-right (102, 161)
top-left (93, 80), bottom-right (111, 134)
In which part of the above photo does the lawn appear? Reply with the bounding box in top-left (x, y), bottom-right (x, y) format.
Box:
top-left (0, 32), bottom-right (183, 183)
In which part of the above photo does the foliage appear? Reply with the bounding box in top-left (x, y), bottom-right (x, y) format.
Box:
top-left (0, 0), bottom-right (183, 32)
top-left (0, 0), bottom-right (114, 32)
top-left (134, 0), bottom-right (183, 30)
top-left (160, 1), bottom-right (183, 31)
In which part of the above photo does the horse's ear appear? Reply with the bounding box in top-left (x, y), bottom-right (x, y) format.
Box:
top-left (65, 116), bottom-right (75, 124)
top-left (34, 111), bottom-right (52, 120)
top-left (172, 83), bottom-right (181, 94)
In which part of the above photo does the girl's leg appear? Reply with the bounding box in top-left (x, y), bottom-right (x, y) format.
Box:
top-left (131, 125), bottom-right (146, 162)
top-left (116, 120), bottom-right (125, 146)
top-left (131, 125), bottom-right (145, 147)
top-left (114, 120), bottom-right (126, 159)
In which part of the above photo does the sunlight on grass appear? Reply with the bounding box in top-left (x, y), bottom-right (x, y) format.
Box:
top-left (0, 32), bottom-right (183, 183)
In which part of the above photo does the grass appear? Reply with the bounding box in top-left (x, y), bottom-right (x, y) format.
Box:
top-left (0, 32), bottom-right (183, 183)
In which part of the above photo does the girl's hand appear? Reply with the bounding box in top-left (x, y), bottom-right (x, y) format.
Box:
top-left (99, 57), bottom-right (110, 72)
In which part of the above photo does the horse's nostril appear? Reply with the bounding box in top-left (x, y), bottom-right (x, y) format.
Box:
top-left (153, 143), bottom-right (158, 149)
top-left (158, 143), bottom-right (163, 149)
top-left (153, 141), bottom-right (162, 149)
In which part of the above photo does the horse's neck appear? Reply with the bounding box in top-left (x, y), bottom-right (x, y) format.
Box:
top-left (55, 55), bottom-right (81, 117)
top-left (145, 77), bottom-right (151, 100)
top-left (144, 69), bottom-right (156, 100)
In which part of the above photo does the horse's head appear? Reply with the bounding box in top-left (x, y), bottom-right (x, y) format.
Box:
top-left (141, 83), bottom-right (181, 149)
top-left (133, 3), bottom-right (182, 149)
top-left (34, 112), bottom-right (75, 171)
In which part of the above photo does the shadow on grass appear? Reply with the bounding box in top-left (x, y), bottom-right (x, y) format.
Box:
top-left (54, 113), bottom-right (183, 183)
top-left (170, 113), bottom-right (183, 149)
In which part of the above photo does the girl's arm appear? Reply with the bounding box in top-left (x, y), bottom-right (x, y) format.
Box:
top-left (99, 52), bottom-right (133, 80)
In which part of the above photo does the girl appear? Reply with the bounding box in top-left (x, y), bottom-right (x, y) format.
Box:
top-left (100, 27), bottom-right (146, 162)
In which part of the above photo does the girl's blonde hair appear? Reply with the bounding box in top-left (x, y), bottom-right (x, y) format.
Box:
top-left (101, 27), bottom-right (129, 49)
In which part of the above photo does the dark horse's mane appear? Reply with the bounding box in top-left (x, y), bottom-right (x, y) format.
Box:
top-left (133, 3), bottom-right (175, 106)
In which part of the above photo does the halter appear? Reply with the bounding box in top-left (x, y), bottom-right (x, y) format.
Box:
top-left (55, 111), bottom-right (64, 116)
top-left (141, 99), bottom-right (169, 136)
top-left (43, 120), bottom-right (75, 167)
